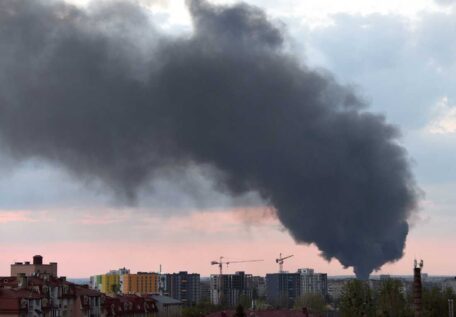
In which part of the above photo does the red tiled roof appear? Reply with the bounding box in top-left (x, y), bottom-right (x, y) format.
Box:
top-left (0, 276), bottom-right (18, 288)
top-left (0, 288), bottom-right (42, 299)
top-left (102, 294), bottom-right (156, 316)
top-left (0, 288), bottom-right (43, 313)
top-left (75, 285), bottom-right (101, 297)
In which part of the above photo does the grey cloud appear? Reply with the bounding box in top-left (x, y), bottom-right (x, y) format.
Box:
top-left (434, 0), bottom-right (456, 6)
top-left (295, 10), bottom-right (456, 189)
top-left (300, 12), bottom-right (456, 129)
top-left (416, 11), bottom-right (456, 68)
top-left (0, 0), bottom-right (418, 278)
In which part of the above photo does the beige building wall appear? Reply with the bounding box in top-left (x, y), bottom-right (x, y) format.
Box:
top-left (11, 263), bottom-right (57, 277)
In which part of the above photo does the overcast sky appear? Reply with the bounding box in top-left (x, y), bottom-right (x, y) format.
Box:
top-left (1, 0), bottom-right (455, 277)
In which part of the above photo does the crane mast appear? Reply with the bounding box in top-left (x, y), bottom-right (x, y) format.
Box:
top-left (275, 253), bottom-right (294, 273)
top-left (210, 257), bottom-right (263, 305)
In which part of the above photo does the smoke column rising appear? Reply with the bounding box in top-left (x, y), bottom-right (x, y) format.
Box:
top-left (0, 0), bottom-right (418, 278)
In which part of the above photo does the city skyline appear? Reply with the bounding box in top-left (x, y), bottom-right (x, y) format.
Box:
top-left (0, 216), bottom-right (450, 278)
top-left (0, 0), bottom-right (455, 279)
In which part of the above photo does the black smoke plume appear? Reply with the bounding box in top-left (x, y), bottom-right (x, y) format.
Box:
top-left (0, 0), bottom-right (418, 278)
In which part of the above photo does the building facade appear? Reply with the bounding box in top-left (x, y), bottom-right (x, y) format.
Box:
top-left (10, 255), bottom-right (57, 277)
top-left (163, 272), bottom-right (200, 306)
top-left (90, 268), bottom-right (130, 295)
top-left (251, 276), bottom-right (266, 299)
top-left (265, 273), bottom-right (300, 308)
top-left (101, 273), bottom-right (120, 294)
top-left (327, 278), bottom-right (351, 301)
top-left (200, 278), bottom-right (211, 303)
top-left (148, 295), bottom-right (182, 317)
top-left (90, 275), bottom-right (103, 291)
top-left (210, 271), bottom-right (252, 307)
top-left (122, 272), bottom-right (159, 295)
top-left (0, 274), bottom-right (102, 317)
top-left (297, 268), bottom-right (327, 297)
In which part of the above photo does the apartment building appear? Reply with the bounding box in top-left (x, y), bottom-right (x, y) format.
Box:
top-left (162, 272), bottom-right (200, 306)
top-left (265, 273), bottom-right (301, 308)
top-left (297, 268), bottom-right (328, 297)
top-left (122, 272), bottom-right (160, 294)
top-left (210, 271), bottom-right (253, 307)
top-left (90, 268), bottom-right (130, 295)
top-left (10, 255), bottom-right (57, 277)
top-left (0, 274), bottom-right (102, 317)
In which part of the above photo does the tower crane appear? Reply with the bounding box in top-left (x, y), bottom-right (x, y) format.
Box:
top-left (211, 256), bottom-right (264, 275)
top-left (210, 257), bottom-right (263, 305)
top-left (275, 253), bottom-right (294, 273)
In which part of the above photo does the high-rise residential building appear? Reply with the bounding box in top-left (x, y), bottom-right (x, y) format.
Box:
top-left (163, 272), bottom-right (201, 306)
top-left (122, 272), bottom-right (159, 294)
top-left (298, 268), bottom-right (327, 297)
top-left (10, 255), bottom-right (57, 277)
top-left (200, 278), bottom-right (211, 303)
top-left (210, 271), bottom-right (253, 307)
top-left (96, 268), bottom-right (130, 294)
top-left (327, 278), bottom-right (350, 301)
top-left (101, 273), bottom-right (120, 294)
top-left (251, 276), bottom-right (266, 299)
top-left (90, 274), bottom-right (103, 291)
top-left (266, 273), bottom-right (300, 308)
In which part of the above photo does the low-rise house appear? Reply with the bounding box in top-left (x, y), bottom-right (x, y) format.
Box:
top-left (0, 274), bottom-right (163, 317)
top-left (101, 294), bottom-right (157, 317)
top-left (0, 288), bottom-right (43, 317)
top-left (0, 274), bottom-right (102, 317)
top-left (148, 295), bottom-right (183, 317)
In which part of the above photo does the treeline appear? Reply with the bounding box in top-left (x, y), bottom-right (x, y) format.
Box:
top-left (182, 279), bottom-right (455, 317)
top-left (337, 279), bottom-right (455, 317)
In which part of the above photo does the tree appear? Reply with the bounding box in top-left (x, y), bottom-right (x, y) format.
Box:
top-left (182, 302), bottom-right (221, 317)
top-left (294, 293), bottom-right (327, 314)
top-left (239, 294), bottom-right (251, 309)
top-left (421, 286), bottom-right (456, 317)
top-left (376, 279), bottom-right (412, 317)
top-left (253, 299), bottom-right (270, 310)
top-left (110, 283), bottom-right (120, 294)
top-left (234, 304), bottom-right (246, 317)
top-left (339, 279), bottom-right (375, 317)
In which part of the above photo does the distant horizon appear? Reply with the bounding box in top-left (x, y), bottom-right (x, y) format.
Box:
top-left (66, 274), bottom-right (455, 281)
top-left (1, 0), bottom-right (455, 280)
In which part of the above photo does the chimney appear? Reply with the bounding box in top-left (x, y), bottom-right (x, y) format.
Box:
top-left (33, 255), bottom-right (43, 265)
top-left (413, 259), bottom-right (423, 317)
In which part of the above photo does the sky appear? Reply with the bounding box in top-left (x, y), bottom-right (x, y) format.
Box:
top-left (0, 0), bottom-right (456, 278)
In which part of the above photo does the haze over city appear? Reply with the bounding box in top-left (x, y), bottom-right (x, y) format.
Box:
top-left (0, 0), bottom-right (455, 281)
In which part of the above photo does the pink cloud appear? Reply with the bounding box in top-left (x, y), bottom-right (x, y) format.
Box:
top-left (2, 233), bottom-right (450, 278)
top-left (0, 211), bottom-right (39, 224)
top-left (76, 212), bottom-right (130, 225)
top-left (0, 210), bottom-right (56, 226)
top-left (136, 207), bottom-right (278, 236)
top-left (0, 208), bottom-right (454, 278)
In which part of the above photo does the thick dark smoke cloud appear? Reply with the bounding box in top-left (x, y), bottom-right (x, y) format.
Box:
top-left (0, 0), bottom-right (418, 278)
